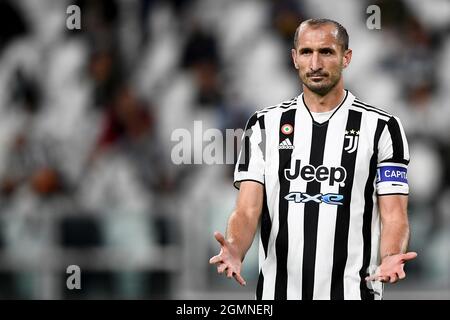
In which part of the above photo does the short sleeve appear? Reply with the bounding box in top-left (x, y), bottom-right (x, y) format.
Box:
top-left (233, 113), bottom-right (265, 189)
top-left (376, 116), bottom-right (410, 196)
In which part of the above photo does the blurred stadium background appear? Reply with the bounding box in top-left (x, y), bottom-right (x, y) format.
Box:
top-left (0, 0), bottom-right (449, 299)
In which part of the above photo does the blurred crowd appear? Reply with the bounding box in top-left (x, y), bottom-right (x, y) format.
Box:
top-left (0, 0), bottom-right (448, 299)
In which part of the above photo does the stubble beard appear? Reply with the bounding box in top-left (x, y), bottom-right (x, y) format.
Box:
top-left (300, 70), bottom-right (342, 96)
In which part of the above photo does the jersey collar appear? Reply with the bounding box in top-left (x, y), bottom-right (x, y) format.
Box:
top-left (298, 90), bottom-right (355, 125)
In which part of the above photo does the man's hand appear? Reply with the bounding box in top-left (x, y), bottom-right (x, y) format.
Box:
top-left (365, 252), bottom-right (417, 283)
top-left (209, 231), bottom-right (247, 286)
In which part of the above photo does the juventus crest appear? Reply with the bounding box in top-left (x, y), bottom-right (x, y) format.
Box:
top-left (344, 130), bottom-right (359, 153)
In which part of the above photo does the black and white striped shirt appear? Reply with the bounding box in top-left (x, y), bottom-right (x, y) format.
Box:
top-left (234, 90), bottom-right (409, 300)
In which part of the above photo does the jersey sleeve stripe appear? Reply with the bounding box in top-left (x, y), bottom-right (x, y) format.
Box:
top-left (238, 113), bottom-right (259, 172)
top-left (351, 102), bottom-right (390, 119)
top-left (258, 115), bottom-right (266, 161)
top-left (259, 97), bottom-right (297, 114)
top-left (386, 116), bottom-right (406, 163)
top-left (353, 99), bottom-right (391, 116)
top-left (233, 178), bottom-right (264, 190)
top-left (379, 158), bottom-right (409, 165)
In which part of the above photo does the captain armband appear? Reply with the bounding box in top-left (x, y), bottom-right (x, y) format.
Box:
top-left (376, 162), bottom-right (409, 195)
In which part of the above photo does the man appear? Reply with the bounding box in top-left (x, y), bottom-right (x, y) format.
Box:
top-left (209, 18), bottom-right (417, 300)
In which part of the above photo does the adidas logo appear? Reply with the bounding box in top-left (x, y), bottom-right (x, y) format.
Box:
top-left (279, 138), bottom-right (294, 149)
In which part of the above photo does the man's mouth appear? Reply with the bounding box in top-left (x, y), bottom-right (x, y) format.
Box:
top-left (309, 75), bottom-right (326, 82)
top-left (307, 72), bottom-right (328, 81)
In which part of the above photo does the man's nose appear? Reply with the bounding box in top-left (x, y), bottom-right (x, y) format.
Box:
top-left (310, 52), bottom-right (322, 71)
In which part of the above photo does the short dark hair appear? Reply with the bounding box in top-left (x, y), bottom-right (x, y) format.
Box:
top-left (293, 18), bottom-right (349, 51)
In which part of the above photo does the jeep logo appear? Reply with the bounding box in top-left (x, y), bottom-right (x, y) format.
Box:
top-left (284, 159), bottom-right (347, 187)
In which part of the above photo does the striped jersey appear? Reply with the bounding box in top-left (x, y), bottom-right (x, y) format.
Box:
top-left (234, 90), bottom-right (409, 300)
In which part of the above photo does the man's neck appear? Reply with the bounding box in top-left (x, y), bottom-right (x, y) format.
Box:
top-left (303, 83), bottom-right (346, 113)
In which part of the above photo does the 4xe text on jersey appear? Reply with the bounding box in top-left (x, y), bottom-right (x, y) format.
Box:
top-left (285, 192), bottom-right (344, 205)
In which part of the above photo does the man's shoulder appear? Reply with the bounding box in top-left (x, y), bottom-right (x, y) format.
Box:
top-left (350, 96), bottom-right (396, 120)
top-left (255, 96), bottom-right (299, 116)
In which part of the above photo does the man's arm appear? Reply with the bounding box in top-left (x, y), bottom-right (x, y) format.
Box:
top-left (209, 180), bottom-right (264, 285)
top-left (227, 181), bottom-right (264, 259)
top-left (366, 194), bottom-right (417, 283)
top-left (379, 194), bottom-right (410, 259)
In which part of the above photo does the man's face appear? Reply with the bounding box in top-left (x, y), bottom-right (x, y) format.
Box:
top-left (292, 23), bottom-right (351, 96)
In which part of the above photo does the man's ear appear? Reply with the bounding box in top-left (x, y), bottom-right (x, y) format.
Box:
top-left (291, 48), bottom-right (299, 69)
top-left (343, 48), bottom-right (352, 69)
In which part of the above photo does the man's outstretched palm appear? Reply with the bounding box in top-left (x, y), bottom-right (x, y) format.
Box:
top-left (209, 231), bottom-right (246, 286)
top-left (366, 252), bottom-right (418, 283)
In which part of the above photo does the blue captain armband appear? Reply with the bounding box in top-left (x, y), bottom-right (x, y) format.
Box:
top-left (376, 162), bottom-right (409, 195)
top-left (377, 164), bottom-right (408, 184)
